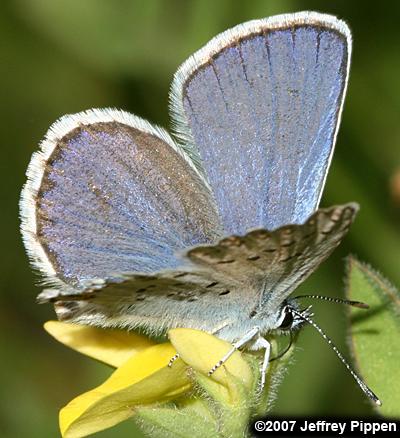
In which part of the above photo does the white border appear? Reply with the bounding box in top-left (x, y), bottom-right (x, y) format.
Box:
top-left (169, 10), bottom-right (352, 202)
top-left (19, 108), bottom-right (209, 288)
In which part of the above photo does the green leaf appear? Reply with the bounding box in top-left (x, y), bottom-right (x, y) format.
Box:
top-left (346, 256), bottom-right (400, 417)
top-left (135, 399), bottom-right (220, 438)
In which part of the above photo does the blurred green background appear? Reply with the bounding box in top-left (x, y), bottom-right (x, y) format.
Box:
top-left (1, 0), bottom-right (400, 436)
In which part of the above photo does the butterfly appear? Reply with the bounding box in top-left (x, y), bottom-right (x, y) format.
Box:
top-left (20, 11), bottom-right (380, 404)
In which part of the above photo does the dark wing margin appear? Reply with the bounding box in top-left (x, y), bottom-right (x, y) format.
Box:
top-left (170, 11), bottom-right (351, 235)
top-left (20, 109), bottom-right (222, 290)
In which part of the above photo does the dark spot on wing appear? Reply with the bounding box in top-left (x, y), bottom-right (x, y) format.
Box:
top-left (206, 281), bottom-right (219, 288)
top-left (280, 254), bottom-right (295, 262)
top-left (263, 248), bottom-right (277, 253)
top-left (173, 272), bottom-right (188, 278)
top-left (247, 255), bottom-right (260, 261)
top-left (219, 290), bottom-right (230, 296)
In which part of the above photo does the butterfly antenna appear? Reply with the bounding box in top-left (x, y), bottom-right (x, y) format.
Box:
top-left (291, 308), bottom-right (381, 406)
top-left (295, 294), bottom-right (369, 309)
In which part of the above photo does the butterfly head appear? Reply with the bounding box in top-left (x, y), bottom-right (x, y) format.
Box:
top-left (270, 294), bottom-right (381, 406)
top-left (273, 299), bottom-right (310, 334)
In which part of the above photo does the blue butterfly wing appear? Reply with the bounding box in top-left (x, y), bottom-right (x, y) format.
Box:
top-left (20, 110), bottom-right (222, 288)
top-left (171, 12), bottom-right (351, 235)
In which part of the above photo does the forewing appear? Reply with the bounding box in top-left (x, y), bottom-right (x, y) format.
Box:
top-left (44, 204), bottom-right (358, 333)
top-left (187, 203), bottom-right (359, 313)
top-left (170, 12), bottom-right (351, 234)
top-left (20, 109), bottom-right (222, 289)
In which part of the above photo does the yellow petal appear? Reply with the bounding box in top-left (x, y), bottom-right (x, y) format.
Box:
top-left (169, 328), bottom-right (253, 389)
top-left (60, 343), bottom-right (191, 438)
top-left (44, 321), bottom-right (155, 368)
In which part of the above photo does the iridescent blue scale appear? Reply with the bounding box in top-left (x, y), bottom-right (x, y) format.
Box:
top-left (181, 26), bottom-right (347, 235)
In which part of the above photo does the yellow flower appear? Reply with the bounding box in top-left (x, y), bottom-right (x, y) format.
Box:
top-left (44, 322), bottom-right (255, 438)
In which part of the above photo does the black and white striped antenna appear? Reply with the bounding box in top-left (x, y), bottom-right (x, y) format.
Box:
top-left (290, 305), bottom-right (381, 406)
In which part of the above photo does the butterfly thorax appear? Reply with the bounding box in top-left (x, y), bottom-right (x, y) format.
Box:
top-left (208, 298), bottom-right (304, 345)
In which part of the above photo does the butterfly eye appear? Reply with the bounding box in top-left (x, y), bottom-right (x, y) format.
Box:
top-left (278, 309), bottom-right (294, 330)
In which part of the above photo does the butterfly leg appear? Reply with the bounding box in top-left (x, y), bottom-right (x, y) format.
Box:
top-left (252, 336), bottom-right (271, 389)
top-left (168, 352), bottom-right (180, 368)
top-left (208, 326), bottom-right (260, 376)
top-left (168, 322), bottom-right (232, 368)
